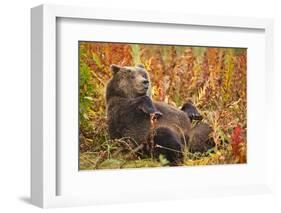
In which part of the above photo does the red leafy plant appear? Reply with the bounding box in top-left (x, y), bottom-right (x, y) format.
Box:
top-left (231, 124), bottom-right (246, 163)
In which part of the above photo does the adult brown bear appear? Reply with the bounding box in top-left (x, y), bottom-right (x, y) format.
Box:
top-left (105, 64), bottom-right (214, 165)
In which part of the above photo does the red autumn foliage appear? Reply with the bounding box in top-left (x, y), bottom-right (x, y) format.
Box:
top-left (231, 124), bottom-right (244, 156)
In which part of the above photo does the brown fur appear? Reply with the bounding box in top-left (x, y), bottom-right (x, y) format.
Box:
top-left (106, 65), bottom-right (161, 152)
top-left (188, 123), bottom-right (215, 152)
top-left (153, 101), bottom-right (191, 145)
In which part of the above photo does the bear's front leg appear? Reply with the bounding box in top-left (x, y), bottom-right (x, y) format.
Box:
top-left (134, 96), bottom-right (162, 118)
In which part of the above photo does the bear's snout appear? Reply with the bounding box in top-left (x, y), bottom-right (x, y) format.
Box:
top-left (142, 79), bottom-right (149, 88)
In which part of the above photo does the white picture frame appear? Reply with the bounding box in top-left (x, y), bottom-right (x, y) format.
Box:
top-left (31, 4), bottom-right (274, 208)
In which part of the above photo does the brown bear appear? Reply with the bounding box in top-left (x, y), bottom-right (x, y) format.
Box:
top-left (105, 64), bottom-right (213, 164)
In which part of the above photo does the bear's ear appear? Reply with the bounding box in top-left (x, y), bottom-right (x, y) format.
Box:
top-left (110, 64), bottom-right (121, 74)
top-left (136, 64), bottom-right (145, 69)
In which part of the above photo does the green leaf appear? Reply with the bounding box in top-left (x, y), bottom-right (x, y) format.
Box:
top-left (159, 154), bottom-right (170, 166)
top-left (84, 96), bottom-right (93, 101)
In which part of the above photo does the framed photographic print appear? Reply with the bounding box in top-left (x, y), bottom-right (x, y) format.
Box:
top-left (31, 4), bottom-right (274, 208)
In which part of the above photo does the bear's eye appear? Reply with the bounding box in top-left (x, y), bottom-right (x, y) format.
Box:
top-left (142, 74), bottom-right (148, 80)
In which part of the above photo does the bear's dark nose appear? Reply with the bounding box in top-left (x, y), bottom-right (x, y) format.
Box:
top-left (143, 80), bottom-right (149, 86)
